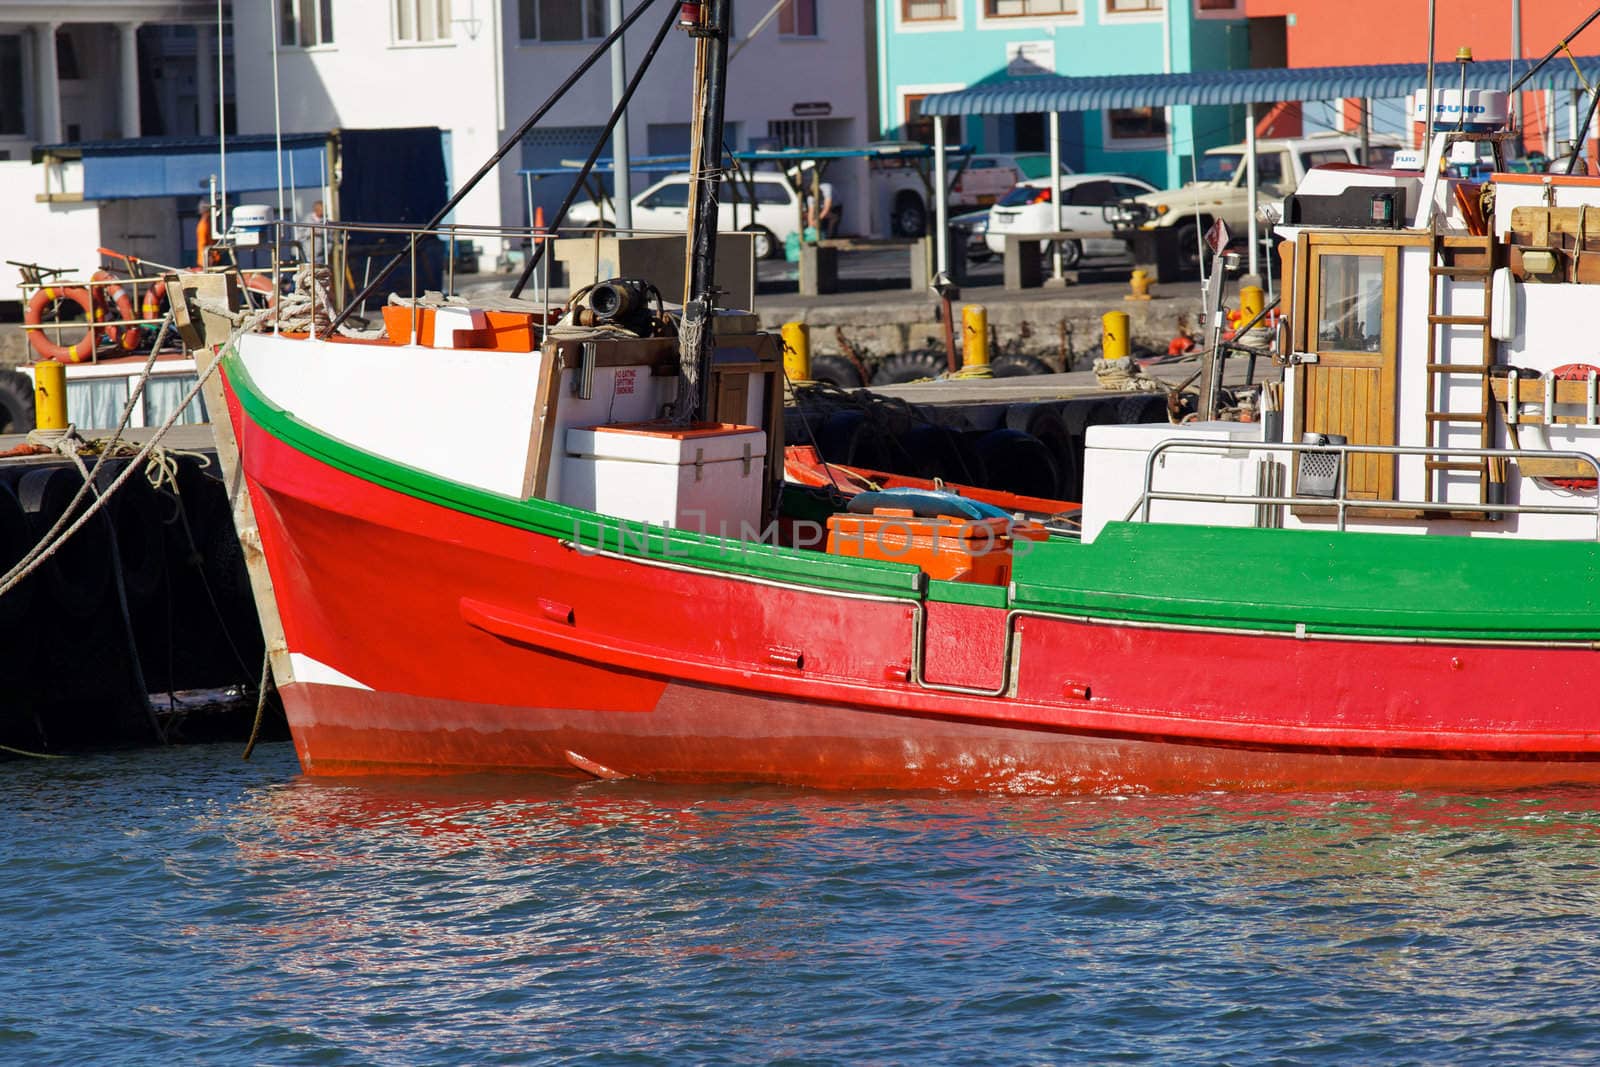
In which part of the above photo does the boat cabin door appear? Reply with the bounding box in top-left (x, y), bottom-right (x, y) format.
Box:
top-left (1292, 236), bottom-right (1401, 501)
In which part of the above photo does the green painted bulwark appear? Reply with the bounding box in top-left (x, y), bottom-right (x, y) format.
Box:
top-left (226, 349), bottom-right (1600, 644)
top-left (1012, 522), bottom-right (1600, 642)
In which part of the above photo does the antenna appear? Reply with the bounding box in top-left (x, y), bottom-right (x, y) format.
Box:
top-left (271, 0), bottom-right (284, 228)
top-left (217, 0), bottom-right (227, 233)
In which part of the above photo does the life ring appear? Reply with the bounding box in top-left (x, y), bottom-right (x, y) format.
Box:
top-left (140, 278), bottom-right (170, 347)
top-left (23, 285), bottom-right (97, 362)
top-left (243, 272), bottom-right (277, 309)
top-left (91, 270), bottom-right (141, 352)
top-left (1512, 363), bottom-right (1600, 491)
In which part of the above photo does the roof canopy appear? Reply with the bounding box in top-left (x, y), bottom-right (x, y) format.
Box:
top-left (35, 133), bottom-right (329, 201)
top-left (921, 57), bottom-right (1600, 116)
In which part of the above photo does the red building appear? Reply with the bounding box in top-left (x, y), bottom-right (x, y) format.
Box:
top-left (1244, 0), bottom-right (1597, 162)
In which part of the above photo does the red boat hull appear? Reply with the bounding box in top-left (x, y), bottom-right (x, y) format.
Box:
top-left (225, 373), bottom-right (1600, 794)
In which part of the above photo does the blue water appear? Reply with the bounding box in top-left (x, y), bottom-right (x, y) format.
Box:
top-left (4, 743), bottom-right (1600, 1065)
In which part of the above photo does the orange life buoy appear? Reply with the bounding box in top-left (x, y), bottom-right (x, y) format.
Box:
top-left (139, 278), bottom-right (171, 347)
top-left (91, 270), bottom-right (141, 352)
top-left (23, 286), bottom-right (97, 362)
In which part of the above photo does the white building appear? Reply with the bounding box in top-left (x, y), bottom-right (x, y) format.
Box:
top-left (230, 0), bottom-right (875, 261)
top-left (0, 0), bottom-right (228, 160)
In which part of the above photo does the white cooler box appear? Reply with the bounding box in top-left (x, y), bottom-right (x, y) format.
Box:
top-left (561, 421), bottom-right (768, 534)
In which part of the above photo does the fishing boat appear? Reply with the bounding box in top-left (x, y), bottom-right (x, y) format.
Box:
top-left (182, 4), bottom-right (1600, 793)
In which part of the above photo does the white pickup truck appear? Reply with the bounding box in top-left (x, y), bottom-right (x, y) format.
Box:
top-left (1109, 132), bottom-right (1401, 271)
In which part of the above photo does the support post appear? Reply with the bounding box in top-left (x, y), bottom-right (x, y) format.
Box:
top-left (1049, 109), bottom-right (1063, 282)
top-left (609, 0), bottom-right (632, 232)
top-left (679, 0), bottom-right (732, 423)
top-left (195, 24), bottom-right (214, 134)
top-left (119, 23), bottom-right (142, 138)
top-left (933, 115), bottom-right (949, 277)
top-left (1245, 103), bottom-right (1259, 277)
top-left (35, 23), bottom-right (60, 145)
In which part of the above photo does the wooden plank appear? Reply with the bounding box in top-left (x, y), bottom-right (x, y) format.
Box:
top-left (1517, 456), bottom-right (1597, 478)
top-left (521, 345), bottom-right (566, 500)
top-left (1353, 367), bottom-right (1371, 491)
top-left (1490, 376), bottom-right (1600, 405)
top-left (1377, 245), bottom-right (1399, 500)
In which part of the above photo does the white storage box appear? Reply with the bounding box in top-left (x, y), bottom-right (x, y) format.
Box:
top-left (1080, 420), bottom-right (1277, 542)
top-left (561, 421), bottom-right (768, 535)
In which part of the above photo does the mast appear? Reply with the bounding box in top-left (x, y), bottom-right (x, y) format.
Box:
top-left (676, 0), bottom-right (731, 425)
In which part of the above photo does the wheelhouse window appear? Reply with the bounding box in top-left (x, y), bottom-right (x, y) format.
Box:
top-left (984, 0), bottom-right (1079, 16)
top-left (396, 0), bottom-right (452, 42)
top-left (779, 0), bottom-right (818, 36)
top-left (1108, 0), bottom-right (1163, 11)
top-left (902, 0), bottom-right (957, 20)
top-left (1316, 254), bottom-right (1386, 353)
top-left (1198, 0), bottom-right (1240, 9)
top-left (1108, 107), bottom-right (1167, 141)
top-left (519, 0), bottom-right (606, 41)
top-left (282, 0), bottom-right (334, 46)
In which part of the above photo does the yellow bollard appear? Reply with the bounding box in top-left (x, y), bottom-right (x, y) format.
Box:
top-left (962, 304), bottom-right (990, 370)
top-left (34, 360), bottom-right (66, 431)
top-left (1102, 311), bottom-right (1130, 361)
top-left (1239, 284), bottom-right (1264, 324)
top-left (1125, 268), bottom-right (1153, 301)
top-left (781, 321), bottom-right (811, 383)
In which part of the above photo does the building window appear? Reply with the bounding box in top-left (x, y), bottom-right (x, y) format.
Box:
top-left (904, 95), bottom-right (959, 146)
top-left (768, 119), bottom-right (818, 149)
top-left (0, 37), bottom-right (21, 135)
top-left (282, 0), bottom-right (334, 46)
top-left (1108, 107), bottom-right (1167, 141)
top-left (396, 0), bottom-right (452, 41)
top-left (984, 0), bottom-right (1078, 16)
top-left (779, 0), bottom-right (818, 36)
top-left (519, 0), bottom-right (606, 41)
top-left (1107, 0), bottom-right (1162, 10)
top-left (902, 0), bottom-right (956, 21)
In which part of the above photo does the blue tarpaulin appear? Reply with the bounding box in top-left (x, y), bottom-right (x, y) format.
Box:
top-left (920, 57), bottom-right (1600, 116)
top-left (36, 133), bottom-right (329, 201)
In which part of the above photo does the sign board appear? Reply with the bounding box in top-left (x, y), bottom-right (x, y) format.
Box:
top-left (1205, 218), bottom-right (1232, 255)
top-left (1005, 40), bottom-right (1055, 77)
top-left (792, 102), bottom-right (832, 118)
top-left (1390, 149), bottom-right (1425, 170)
top-left (1411, 88), bottom-right (1509, 130)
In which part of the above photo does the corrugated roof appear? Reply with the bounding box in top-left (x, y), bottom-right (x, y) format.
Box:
top-left (920, 57), bottom-right (1600, 115)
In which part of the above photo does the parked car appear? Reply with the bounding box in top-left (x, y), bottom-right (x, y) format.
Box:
top-left (1107, 131), bottom-right (1402, 272)
top-left (870, 145), bottom-right (1061, 237)
top-left (565, 171), bottom-right (800, 259)
top-left (986, 173), bottom-right (1158, 267)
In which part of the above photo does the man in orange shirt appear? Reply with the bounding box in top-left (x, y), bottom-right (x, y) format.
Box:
top-left (195, 199), bottom-right (214, 267)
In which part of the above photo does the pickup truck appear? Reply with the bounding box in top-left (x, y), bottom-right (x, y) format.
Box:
top-left (1108, 132), bottom-right (1401, 272)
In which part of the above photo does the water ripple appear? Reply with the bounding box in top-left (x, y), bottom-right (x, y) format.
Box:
top-left (3, 744), bottom-right (1600, 1063)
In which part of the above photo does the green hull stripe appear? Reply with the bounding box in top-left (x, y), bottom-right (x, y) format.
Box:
top-left (224, 350), bottom-right (924, 600)
top-left (1012, 522), bottom-right (1600, 641)
top-left (225, 348), bottom-right (1600, 642)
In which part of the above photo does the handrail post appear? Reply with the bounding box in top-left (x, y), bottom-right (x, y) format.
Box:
top-left (409, 236), bottom-right (418, 347)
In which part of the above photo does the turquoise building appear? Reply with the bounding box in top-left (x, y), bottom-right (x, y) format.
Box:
top-left (876, 0), bottom-right (1253, 190)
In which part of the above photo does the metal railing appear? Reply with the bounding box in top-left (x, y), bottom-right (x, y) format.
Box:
top-left (1129, 438), bottom-right (1600, 539)
top-left (265, 217), bottom-right (702, 340)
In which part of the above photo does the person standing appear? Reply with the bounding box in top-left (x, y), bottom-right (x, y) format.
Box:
top-left (195, 199), bottom-right (214, 268)
top-left (300, 200), bottom-right (327, 262)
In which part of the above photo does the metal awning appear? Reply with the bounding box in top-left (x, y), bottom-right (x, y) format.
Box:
top-left (921, 57), bottom-right (1600, 116)
top-left (33, 133), bottom-right (329, 201)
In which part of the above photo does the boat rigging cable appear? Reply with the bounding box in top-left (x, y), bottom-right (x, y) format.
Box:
top-left (508, 1), bottom-right (681, 299)
top-left (326, 0), bottom-right (668, 334)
